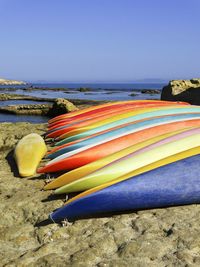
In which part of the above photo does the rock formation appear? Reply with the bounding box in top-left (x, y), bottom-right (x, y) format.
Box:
top-left (0, 94), bottom-right (106, 118)
top-left (0, 99), bottom-right (78, 116)
top-left (0, 104), bottom-right (52, 115)
top-left (78, 87), bottom-right (91, 92)
top-left (0, 93), bottom-right (54, 101)
top-left (161, 79), bottom-right (200, 105)
top-left (49, 98), bottom-right (79, 116)
top-left (0, 78), bottom-right (26, 85)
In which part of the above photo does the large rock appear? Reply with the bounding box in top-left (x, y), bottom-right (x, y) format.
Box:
top-left (161, 79), bottom-right (200, 105)
top-left (49, 98), bottom-right (78, 116)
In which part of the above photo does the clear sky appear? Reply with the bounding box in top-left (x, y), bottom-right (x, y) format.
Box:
top-left (0, 0), bottom-right (200, 82)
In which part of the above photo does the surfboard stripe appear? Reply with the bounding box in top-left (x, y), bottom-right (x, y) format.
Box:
top-left (44, 127), bottom-right (195, 190)
top-left (47, 117), bottom-right (200, 157)
top-left (48, 102), bottom-right (185, 131)
top-left (55, 129), bottom-right (200, 193)
top-left (37, 114), bottom-right (200, 173)
top-left (47, 104), bottom-right (185, 138)
top-left (48, 113), bottom-right (200, 164)
top-left (48, 100), bottom-right (188, 124)
top-left (57, 106), bottom-right (200, 143)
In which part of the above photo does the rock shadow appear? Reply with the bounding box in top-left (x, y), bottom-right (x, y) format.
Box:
top-left (161, 86), bottom-right (200, 105)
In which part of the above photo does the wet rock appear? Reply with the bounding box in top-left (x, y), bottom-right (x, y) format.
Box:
top-left (141, 89), bottom-right (160, 94)
top-left (105, 91), bottom-right (119, 94)
top-left (129, 92), bottom-right (137, 97)
top-left (0, 93), bottom-right (54, 102)
top-left (70, 98), bottom-right (107, 106)
top-left (0, 104), bottom-right (52, 115)
top-left (78, 87), bottom-right (91, 92)
top-left (0, 94), bottom-right (106, 117)
top-left (161, 79), bottom-right (200, 105)
top-left (49, 98), bottom-right (78, 116)
top-left (0, 94), bottom-right (13, 100)
top-left (24, 86), bottom-right (70, 92)
top-left (64, 91), bottom-right (79, 94)
top-left (0, 87), bottom-right (17, 91)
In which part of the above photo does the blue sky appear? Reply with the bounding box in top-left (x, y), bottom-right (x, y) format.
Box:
top-left (0, 0), bottom-right (200, 82)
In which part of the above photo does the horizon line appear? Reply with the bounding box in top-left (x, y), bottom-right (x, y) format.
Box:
top-left (27, 79), bottom-right (169, 84)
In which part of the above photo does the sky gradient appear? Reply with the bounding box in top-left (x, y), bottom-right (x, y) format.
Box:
top-left (0, 0), bottom-right (200, 82)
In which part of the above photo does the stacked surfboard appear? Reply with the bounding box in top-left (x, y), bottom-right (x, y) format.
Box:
top-left (37, 100), bottom-right (200, 222)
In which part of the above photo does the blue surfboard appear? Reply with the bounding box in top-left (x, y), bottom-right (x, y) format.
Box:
top-left (50, 154), bottom-right (200, 222)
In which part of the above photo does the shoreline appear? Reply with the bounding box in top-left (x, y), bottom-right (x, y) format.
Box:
top-left (0, 92), bottom-right (109, 122)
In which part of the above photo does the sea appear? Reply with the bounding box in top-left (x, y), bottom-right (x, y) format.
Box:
top-left (0, 82), bottom-right (166, 123)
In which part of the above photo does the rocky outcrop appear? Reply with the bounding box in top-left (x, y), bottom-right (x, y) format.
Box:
top-left (0, 100), bottom-right (78, 116)
top-left (0, 95), bottom-right (105, 117)
top-left (49, 98), bottom-right (78, 116)
top-left (0, 93), bottom-right (54, 102)
top-left (0, 104), bottom-right (52, 115)
top-left (0, 78), bottom-right (26, 85)
top-left (130, 92), bottom-right (137, 97)
top-left (78, 87), bottom-right (91, 92)
top-left (1, 122), bottom-right (200, 266)
top-left (161, 79), bottom-right (200, 105)
top-left (0, 97), bottom-right (78, 116)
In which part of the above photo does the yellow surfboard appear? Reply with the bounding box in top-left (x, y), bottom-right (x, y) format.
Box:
top-left (14, 133), bottom-right (47, 177)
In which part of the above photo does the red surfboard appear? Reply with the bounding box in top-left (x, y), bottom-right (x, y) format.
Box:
top-left (38, 117), bottom-right (200, 173)
top-left (48, 100), bottom-right (188, 126)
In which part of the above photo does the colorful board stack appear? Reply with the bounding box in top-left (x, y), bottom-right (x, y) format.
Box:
top-left (37, 100), bottom-right (200, 222)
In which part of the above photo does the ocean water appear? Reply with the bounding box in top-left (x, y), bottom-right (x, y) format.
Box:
top-left (0, 100), bottom-right (51, 106)
top-left (1, 82), bottom-right (165, 101)
top-left (31, 82), bottom-right (165, 90)
top-left (0, 113), bottom-right (49, 123)
top-left (0, 82), bottom-right (166, 122)
top-left (0, 82), bottom-right (166, 90)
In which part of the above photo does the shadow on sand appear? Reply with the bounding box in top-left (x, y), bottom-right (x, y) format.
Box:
top-left (6, 149), bottom-right (20, 177)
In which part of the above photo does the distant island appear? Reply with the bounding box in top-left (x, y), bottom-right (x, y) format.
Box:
top-left (0, 78), bottom-right (26, 85)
